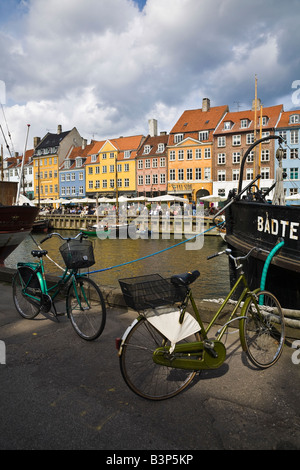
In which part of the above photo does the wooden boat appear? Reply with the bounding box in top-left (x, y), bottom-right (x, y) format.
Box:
top-left (0, 182), bottom-right (39, 264)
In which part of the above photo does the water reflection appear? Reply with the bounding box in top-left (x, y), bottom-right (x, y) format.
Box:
top-left (5, 231), bottom-right (230, 299)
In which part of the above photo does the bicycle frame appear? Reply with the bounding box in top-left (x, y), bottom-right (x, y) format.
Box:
top-left (17, 257), bottom-right (87, 311)
top-left (151, 271), bottom-right (260, 371)
top-left (188, 271), bottom-right (260, 342)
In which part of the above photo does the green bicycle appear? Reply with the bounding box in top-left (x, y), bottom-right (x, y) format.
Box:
top-left (12, 231), bottom-right (106, 341)
top-left (117, 247), bottom-right (285, 400)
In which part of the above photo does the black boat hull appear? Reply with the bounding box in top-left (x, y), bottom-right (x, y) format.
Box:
top-left (225, 200), bottom-right (300, 309)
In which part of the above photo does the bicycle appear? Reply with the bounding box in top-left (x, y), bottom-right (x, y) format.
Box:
top-left (12, 231), bottom-right (106, 341)
top-left (116, 247), bottom-right (285, 400)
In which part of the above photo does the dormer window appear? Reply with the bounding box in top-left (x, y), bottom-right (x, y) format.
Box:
top-left (223, 121), bottom-right (233, 130)
top-left (76, 158), bottom-right (82, 168)
top-left (174, 134), bottom-right (183, 144)
top-left (199, 131), bottom-right (209, 141)
top-left (259, 116), bottom-right (269, 126)
top-left (290, 114), bottom-right (300, 124)
top-left (91, 154), bottom-right (97, 162)
top-left (157, 143), bottom-right (164, 153)
top-left (240, 119), bottom-right (250, 129)
top-left (143, 145), bottom-right (151, 154)
top-left (64, 160), bottom-right (70, 169)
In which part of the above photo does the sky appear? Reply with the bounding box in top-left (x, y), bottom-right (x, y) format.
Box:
top-left (0, 0), bottom-right (300, 156)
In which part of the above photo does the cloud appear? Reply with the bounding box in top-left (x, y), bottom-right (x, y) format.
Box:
top-left (0, 0), bottom-right (299, 154)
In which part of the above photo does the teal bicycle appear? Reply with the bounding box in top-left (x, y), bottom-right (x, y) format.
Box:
top-left (12, 232), bottom-right (106, 341)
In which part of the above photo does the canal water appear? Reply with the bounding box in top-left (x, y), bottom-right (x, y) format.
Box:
top-left (5, 231), bottom-right (230, 300)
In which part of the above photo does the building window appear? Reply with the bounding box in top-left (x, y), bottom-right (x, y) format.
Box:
top-left (178, 169), bottom-right (184, 180)
top-left (138, 175), bottom-right (143, 185)
top-left (232, 135), bottom-right (241, 146)
top-left (145, 159), bottom-right (151, 168)
top-left (199, 131), bottom-right (209, 141)
top-left (195, 149), bottom-right (202, 159)
top-left (217, 136), bottom-right (226, 147)
top-left (290, 130), bottom-right (299, 145)
top-left (218, 153), bottom-right (226, 165)
top-left (194, 168), bottom-right (201, 180)
top-left (261, 150), bottom-right (270, 161)
top-left (160, 157), bottom-right (166, 167)
top-left (169, 169), bottom-right (175, 181)
top-left (290, 167), bottom-right (299, 179)
top-left (174, 134), bottom-right (183, 143)
top-left (218, 170), bottom-right (226, 181)
top-left (138, 160), bottom-right (143, 169)
top-left (186, 168), bottom-right (193, 180)
top-left (169, 150), bottom-right (175, 161)
top-left (232, 152), bottom-right (240, 164)
top-left (178, 150), bottom-right (184, 160)
top-left (187, 149), bottom-right (193, 160)
top-left (204, 148), bottom-right (211, 159)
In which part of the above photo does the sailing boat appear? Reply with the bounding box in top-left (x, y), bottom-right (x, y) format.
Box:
top-left (0, 124), bottom-right (39, 264)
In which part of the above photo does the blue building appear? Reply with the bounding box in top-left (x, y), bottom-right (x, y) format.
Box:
top-left (275, 110), bottom-right (300, 200)
top-left (59, 140), bottom-right (93, 200)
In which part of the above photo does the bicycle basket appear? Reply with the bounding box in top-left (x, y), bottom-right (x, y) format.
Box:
top-left (119, 274), bottom-right (188, 311)
top-left (59, 239), bottom-right (95, 269)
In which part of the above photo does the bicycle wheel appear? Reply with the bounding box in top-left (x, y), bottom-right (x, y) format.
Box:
top-left (241, 290), bottom-right (285, 368)
top-left (67, 276), bottom-right (106, 341)
top-left (12, 270), bottom-right (42, 319)
top-left (119, 317), bottom-right (200, 400)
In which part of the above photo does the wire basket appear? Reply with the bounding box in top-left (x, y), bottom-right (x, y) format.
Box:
top-left (59, 239), bottom-right (95, 269)
top-left (119, 274), bottom-right (188, 311)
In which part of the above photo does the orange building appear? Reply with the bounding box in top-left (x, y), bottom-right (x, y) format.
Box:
top-left (167, 98), bottom-right (228, 202)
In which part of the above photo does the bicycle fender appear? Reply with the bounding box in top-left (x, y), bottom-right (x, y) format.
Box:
top-left (239, 289), bottom-right (260, 351)
top-left (117, 317), bottom-right (140, 356)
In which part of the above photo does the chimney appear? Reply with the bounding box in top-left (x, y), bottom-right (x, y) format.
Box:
top-left (148, 119), bottom-right (158, 137)
top-left (33, 137), bottom-right (41, 148)
top-left (202, 98), bottom-right (210, 112)
top-left (252, 98), bottom-right (262, 111)
top-left (57, 124), bottom-right (62, 134)
top-left (82, 138), bottom-right (87, 149)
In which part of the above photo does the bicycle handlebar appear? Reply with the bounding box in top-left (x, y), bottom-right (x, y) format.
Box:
top-left (207, 247), bottom-right (260, 262)
top-left (40, 231), bottom-right (88, 244)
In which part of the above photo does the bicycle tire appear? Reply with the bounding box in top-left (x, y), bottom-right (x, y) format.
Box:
top-left (119, 316), bottom-right (200, 400)
top-left (67, 276), bottom-right (106, 341)
top-left (12, 270), bottom-right (42, 319)
top-left (240, 290), bottom-right (285, 368)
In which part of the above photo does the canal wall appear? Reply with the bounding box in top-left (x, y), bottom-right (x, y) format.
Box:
top-left (37, 214), bottom-right (221, 236)
top-left (1, 266), bottom-right (299, 339)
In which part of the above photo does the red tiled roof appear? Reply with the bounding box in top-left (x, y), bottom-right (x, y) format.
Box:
top-left (170, 105), bottom-right (228, 134)
top-left (277, 109), bottom-right (300, 128)
top-left (214, 104), bottom-right (283, 134)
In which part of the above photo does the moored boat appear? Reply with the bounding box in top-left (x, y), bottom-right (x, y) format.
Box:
top-left (221, 135), bottom-right (300, 309)
top-left (0, 182), bottom-right (39, 264)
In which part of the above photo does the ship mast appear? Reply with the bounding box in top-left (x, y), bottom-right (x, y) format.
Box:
top-left (16, 124), bottom-right (30, 204)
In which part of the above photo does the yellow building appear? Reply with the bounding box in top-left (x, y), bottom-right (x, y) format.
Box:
top-left (85, 135), bottom-right (144, 198)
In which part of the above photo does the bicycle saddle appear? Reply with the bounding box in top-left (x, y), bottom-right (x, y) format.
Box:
top-left (31, 250), bottom-right (48, 258)
top-left (171, 270), bottom-right (200, 286)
